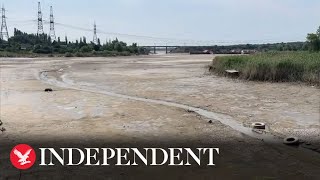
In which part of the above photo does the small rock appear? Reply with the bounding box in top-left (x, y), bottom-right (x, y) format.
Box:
top-left (0, 127), bottom-right (6, 132)
top-left (186, 109), bottom-right (195, 113)
top-left (208, 120), bottom-right (213, 124)
top-left (301, 143), bottom-right (317, 150)
top-left (252, 129), bottom-right (264, 134)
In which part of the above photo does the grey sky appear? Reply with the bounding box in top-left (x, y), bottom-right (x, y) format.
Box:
top-left (2, 0), bottom-right (320, 45)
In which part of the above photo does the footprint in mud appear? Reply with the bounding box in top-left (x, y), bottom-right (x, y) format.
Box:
top-left (0, 119), bottom-right (6, 133)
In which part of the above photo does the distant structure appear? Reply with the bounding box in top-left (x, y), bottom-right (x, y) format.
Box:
top-left (0, 5), bottom-right (9, 41)
top-left (49, 6), bottom-right (56, 40)
top-left (93, 21), bottom-right (98, 44)
top-left (37, 2), bottom-right (44, 35)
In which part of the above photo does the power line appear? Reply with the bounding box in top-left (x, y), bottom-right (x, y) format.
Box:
top-left (54, 22), bottom-right (92, 32)
top-left (10, 19), bottom-right (298, 45)
top-left (53, 21), bottom-right (280, 45)
top-left (1, 2), bottom-right (304, 45)
top-left (7, 19), bottom-right (36, 23)
top-left (53, 22), bottom-right (205, 44)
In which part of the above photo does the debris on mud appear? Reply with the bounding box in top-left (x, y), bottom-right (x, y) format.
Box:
top-left (283, 137), bottom-right (299, 146)
top-left (0, 127), bottom-right (6, 133)
top-left (44, 88), bottom-right (53, 92)
top-left (225, 69), bottom-right (239, 77)
top-left (252, 129), bottom-right (266, 134)
top-left (0, 120), bottom-right (5, 133)
top-left (252, 122), bottom-right (266, 130)
top-left (301, 143), bottom-right (318, 151)
top-left (186, 109), bottom-right (195, 113)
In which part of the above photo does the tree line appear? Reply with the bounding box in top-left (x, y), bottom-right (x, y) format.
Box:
top-left (172, 41), bottom-right (308, 54)
top-left (0, 28), bottom-right (148, 56)
top-left (173, 26), bottom-right (320, 54)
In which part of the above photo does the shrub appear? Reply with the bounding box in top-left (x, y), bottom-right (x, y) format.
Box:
top-left (209, 52), bottom-right (320, 84)
top-left (65, 52), bottom-right (73, 57)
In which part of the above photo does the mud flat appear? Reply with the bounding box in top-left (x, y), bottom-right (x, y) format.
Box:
top-left (1, 55), bottom-right (320, 179)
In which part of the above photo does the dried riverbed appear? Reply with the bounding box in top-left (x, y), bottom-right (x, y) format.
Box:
top-left (1, 55), bottom-right (320, 179)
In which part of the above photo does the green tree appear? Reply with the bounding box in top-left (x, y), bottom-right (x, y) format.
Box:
top-left (277, 44), bottom-right (284, 51)
top-left (307, 33), bottom-right (320, 51)
top-left (130, 43), bottom-right (138, 53)
top-left (115, 42), bottom-right (123, 52)
top-left (80, 45), bottom-right (93, 53)
top-left (65, 36), bottom-right (68, 45)
top-left (83, 37), bottom-right (87, 44)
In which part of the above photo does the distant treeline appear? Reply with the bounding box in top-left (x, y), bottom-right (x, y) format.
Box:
top-left (173, 26), bottom-right (320, 54)
top-left (0, 28), bottom-right (148, 57)
top-left (172, 42), bottom-right (307, 54)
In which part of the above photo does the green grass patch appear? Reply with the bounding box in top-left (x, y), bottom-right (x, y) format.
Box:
top-left (209, 52), bottom-right (320, 84)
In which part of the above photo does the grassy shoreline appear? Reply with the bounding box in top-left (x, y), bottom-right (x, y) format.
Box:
top-left (209, 52), bottom-right (320, 85)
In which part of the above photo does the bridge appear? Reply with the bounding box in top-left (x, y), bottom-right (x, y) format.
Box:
top-left (139, 45), bottom-right (218, 54)
top-left (139, 46), bottom-right (182, 54)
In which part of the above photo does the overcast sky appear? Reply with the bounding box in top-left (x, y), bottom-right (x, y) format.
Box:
top-left (2, 0), bottom-right (320, 45)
